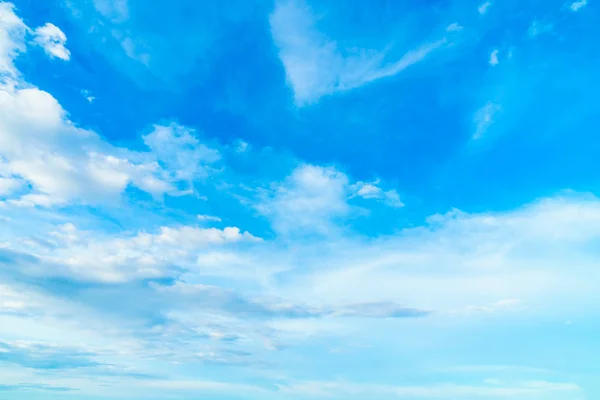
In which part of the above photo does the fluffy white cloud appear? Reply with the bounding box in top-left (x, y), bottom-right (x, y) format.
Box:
top-left (10, 222), bottom-right (260, 282)
top-left (257, 164), bottom-right (351, 235)
top-left (0, 2), bottom-right (26, 77)
top-left (269, 0), bottom-right (447, 105)
top-left (0, 85), bottom-right (214, 206)
top-left (258, 164), bottom-right (404, 235)
top-left (33, 23), bottom-right (70, 61)
top-left (0, 7), bottom-right (220, 207)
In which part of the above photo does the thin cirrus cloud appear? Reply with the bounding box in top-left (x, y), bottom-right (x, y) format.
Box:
top-left (269, 0), bottom-right (448, 106)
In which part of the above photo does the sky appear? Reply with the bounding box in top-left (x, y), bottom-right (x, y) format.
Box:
top-left (0, 0), bottom-right (599, 399)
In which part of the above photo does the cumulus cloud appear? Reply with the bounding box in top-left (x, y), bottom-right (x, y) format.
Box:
top-left (257, 164), bottom-right (351, 235)
top-left (6, 222), bottom-right (261, 282)
top-left (351, 180), bottom-right (404, 208)
top-left (269, 0), bottom-right (446, 105)
top-left (257, 165), bottom-right (404, 235)
top-left (0, 2), bottom-right (26, 75)
top-left (33, 23), bottom-right (70, 61)
top-left (0, 87), bottom-right (219, 206)
top-left (0, 9), bottom-right (221, 208)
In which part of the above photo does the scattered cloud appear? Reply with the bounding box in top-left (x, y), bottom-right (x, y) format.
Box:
top-left (528, 21), bottom-right (553, 37)
top-left (446, 22), bottom-right (464, 32)
top-left (234, 139), bottom-right (249, 153)
top-left (257, 164), bottom-right (352, 235)
top-left (5, 222), bottom-right (260, 282)
top-left (81, 89), bottom-right (95, 102)
top-left (142, 123), bottom-right (221, 182)
top-left (570, 0), bottom-right (588, 12)
top-left (33, 23), bottom-right (70, 61)
top-left (197, 214), bottom-right (222, 222)
top-left (0, 82), bottom-right (219, 206)
top-left (489, 49), bottom-right (499, 66)
top-left (478, 1), bottom-right (492, 14)
top-left (257, 165), bottom-right (404, 235)
top-left (352, 180), bottom-right (404, 208)
top-left (1, 1), bottom-right (598, 398)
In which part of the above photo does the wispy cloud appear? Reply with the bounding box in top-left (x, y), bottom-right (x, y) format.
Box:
top-left (269, 0), bottom-right (447, 105)
top-left (478, 1), bottom-right (492, 14)
top-left (570, 0), bottom-right (588, 12)
top-left (473, 102), bottom-right (501, 139)
top-left (489, 49), bottom-right (499, 66)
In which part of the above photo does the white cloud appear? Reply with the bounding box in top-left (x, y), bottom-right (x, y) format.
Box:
top-left (446, 22), bottom-right (464, 32)
top-left (11, 222), bottom-right (261, 282)
top-left (352, 180), bottom-right (404, 208)
top-left (257, 164), bottom-right (351, 235)
top-left (81, 89), bottom-right (95, 102)
top-left (570, 0), bottom-right (588, 11)
top-left (2, 2), bottom-right (598, 395)
top-left (0, 10), bottom-right (214, 207)
top-left (473, 102), bottom-right (500, 139)
top-left (0, 2), bottom-right (27, 76)
top-left (269, 0), bottom-right (447, 105)
top-left (0, 86), bottom-right (220, 206)
top-left (258, 165), bottom-right (405, 235)
top-left (143, 124), bottom-right (221, 182)
top-left (489, 49), bottom-right (499, 66)
top-left (478, 1), bottom-right (492, 14)
top-left (274, 195), bottom-right (600, 315)
top-left (198, 214), bottom-right (222, 222)
top-left (0, 176), bottom-right (21, 196)
top-left (33, 23), bottom-right (70, 61)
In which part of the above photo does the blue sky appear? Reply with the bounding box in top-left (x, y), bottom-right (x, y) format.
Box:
top-left (0, 0), bottom-right (599, 398)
